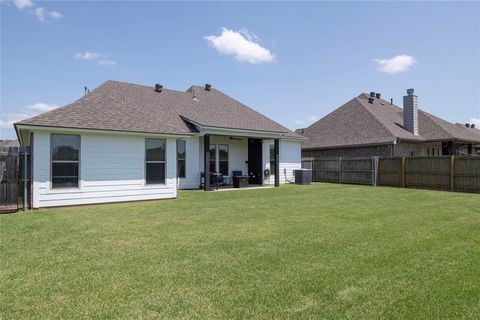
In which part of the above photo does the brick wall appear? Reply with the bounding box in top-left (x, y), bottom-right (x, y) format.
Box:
top-left (302, 144), bottom-right (392, 158)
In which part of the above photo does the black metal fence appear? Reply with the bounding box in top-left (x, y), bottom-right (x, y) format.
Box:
top-left (302, 156), bottom-right (480, 193)
top-left (0, 146), bottom-right (31, 213)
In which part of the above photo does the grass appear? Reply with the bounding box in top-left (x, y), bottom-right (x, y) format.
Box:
top-left (1, 183), bottom-right (479, 319)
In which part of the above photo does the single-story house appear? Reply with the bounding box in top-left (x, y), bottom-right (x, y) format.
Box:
top-left (14, 80), bottom-right (305, 208)
top-left (298, 89), bottom-right (480, 158)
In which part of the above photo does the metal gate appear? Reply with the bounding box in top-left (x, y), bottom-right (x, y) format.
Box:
top-left (0, 147), bottom-right (31, 213)
top-left (0, 150), bottom-right (19, 213)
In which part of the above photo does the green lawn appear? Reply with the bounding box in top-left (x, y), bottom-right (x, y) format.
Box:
top-left (1, 184), bottom-right (479, 319)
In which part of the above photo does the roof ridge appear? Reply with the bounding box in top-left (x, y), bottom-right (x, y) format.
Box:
top-left (354, 96), bottom-right (397, 141)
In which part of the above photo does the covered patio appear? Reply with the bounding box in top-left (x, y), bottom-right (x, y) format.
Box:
top-left (199, 131), bottom-right (281, 191)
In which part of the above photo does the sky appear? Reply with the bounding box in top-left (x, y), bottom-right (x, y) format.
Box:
top-left (1, 0), bottom-right (479, 139)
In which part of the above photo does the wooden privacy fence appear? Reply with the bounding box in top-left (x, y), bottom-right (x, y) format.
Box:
top-left (302, 156), bottom-right (480, 193)
top-left (301, 157), bottom-right (377, 186)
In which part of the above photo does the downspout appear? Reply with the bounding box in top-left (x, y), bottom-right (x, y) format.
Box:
top-left (23, 149), bottom-right (28, 210)
top-left (392, 139), bottom-right (397, 157)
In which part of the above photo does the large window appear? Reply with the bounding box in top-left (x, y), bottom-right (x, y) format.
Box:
top-left (218, 144), bottom-right (229, 175)
top-left (270, 144), bottom-right (276, 176)
top-left (146, 139), bottom-right (166, 184)
top-left (177, 140), bottom-right (186, 178)
top-left (209, 144), bottom-right (216, 173)
top-left (51, 134), bottom-right (80, 188)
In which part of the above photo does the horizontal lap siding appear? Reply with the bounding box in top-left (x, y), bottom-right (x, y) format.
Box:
top-left (263, 140), bottom-right (302, 184)
top-left (178, 137), bottom-right (200, 189)
top-left (33, 131), bottom-right (177, 208)
top-left (198, 136), bottom-right (248, 177)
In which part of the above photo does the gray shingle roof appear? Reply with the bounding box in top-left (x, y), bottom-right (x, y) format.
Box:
top-left (301, 92), bottom-right (480, 149)
top-left (16, 80), bottom-right (304, 139)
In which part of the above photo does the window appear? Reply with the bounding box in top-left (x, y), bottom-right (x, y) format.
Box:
top-left (218, 144), bottom-right (229, 175)
top-left (270, 144), bottom-right (276, 176)
top-left (177, 140), bottom-right (186, 178)
top-left (209, 144), bottom-right (216, 173)
top-left (146, 139), bottom-right (166, 184)
top-left (51, 134), bottom-right (80, 188)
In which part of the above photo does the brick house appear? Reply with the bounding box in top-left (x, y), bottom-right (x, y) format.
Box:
top-left (298, 89), bottom-right (480, 158)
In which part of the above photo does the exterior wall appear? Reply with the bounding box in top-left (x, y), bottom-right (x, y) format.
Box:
top-left (177, 137), bottom-right (200, 189)
top-left (197, 136), bottom-right (248, 182)
top-left (420, 143), bottom-right (442, 156)
top-left (32, 130), bottom-right (177, 208)
top-left (263, 140), bottom-right (302, 184)
top-left (394, 142), bottom-right (423, 157)
top-left (302, 144), bottom-right (392, 158)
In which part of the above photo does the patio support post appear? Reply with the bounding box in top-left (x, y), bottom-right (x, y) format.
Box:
top-left (204, 134), bottom-right (211, 191)
top-left (274, 139), bottom-right (280, 187)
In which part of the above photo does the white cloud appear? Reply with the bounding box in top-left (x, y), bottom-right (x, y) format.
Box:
top-left (9, 1), bottom-right (63, 23)
top-left (469, 118), bottom-right (480, 128)
top-left (12, 0), bottom-right (33, 9)
top-left (35, 7), bottom-right (45, 21)
top-left (374, 54), bottom-right (416, 75)
top-left (205, 27), bottom-right (275, 64)
top-left (27, 102), bottom-right (59, 112)
top-left (98, 59), bottom-right (117, 67)
top-left (74, 51), bottom-right (103, 60)
top-left (294, 115), bottom-right (318, 126)
top-left (0, 103), bottom-right (60, 129)
top-left (74, 51), bottom-right (118, 67)
top-left (49, 11), bottom-right (62, 19)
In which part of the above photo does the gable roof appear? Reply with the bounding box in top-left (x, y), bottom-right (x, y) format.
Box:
top-left (16, 80), bottom-right (304, 139)
top-left (301, 92), bottom-right (480, 149)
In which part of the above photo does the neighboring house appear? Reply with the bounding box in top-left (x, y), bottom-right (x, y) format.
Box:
top-left (298, 89), bottom-right (480, 158)
top-left (15, 80), bottom-right (305, 208)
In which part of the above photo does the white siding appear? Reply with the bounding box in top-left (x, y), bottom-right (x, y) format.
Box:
top-left (198, 136), bottom-right (248, 178)
top-left (263, 140), bottom-right (302, 184)
top-left (178, 137), bottom-right (200, 189)
top-left (32, 130), bottom-right (177, 208)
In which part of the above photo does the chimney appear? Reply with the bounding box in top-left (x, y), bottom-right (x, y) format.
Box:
top-left (403, 88), bottom-right (419, 135)
top-left (375, 93), bottom-right (381, 99)
top-left (368, 97), bottom-right (374, 104)
top-left (205, 83), bottom-right (212, 91)
top-left (154, 83), bottom-right (163, 93)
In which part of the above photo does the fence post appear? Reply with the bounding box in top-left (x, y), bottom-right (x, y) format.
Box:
top-left (450, 155), bottom-right (455, 192)
top-left (401, 157), bottom-right (406, 188)
top-left (373, 156), bottom-right (378, 187)
top-left (339, 157), bottom-right (342, 184)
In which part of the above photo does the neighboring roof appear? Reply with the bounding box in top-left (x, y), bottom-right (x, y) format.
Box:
top-left (0, 139), bottom-right (19, 148)
top-left (301, 92), bottom-right (480, 149)
top-left (16, 80), bottom-right (304, 139)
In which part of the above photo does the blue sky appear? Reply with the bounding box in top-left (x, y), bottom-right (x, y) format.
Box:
top-left (1, 0), bottom-right (479, 139)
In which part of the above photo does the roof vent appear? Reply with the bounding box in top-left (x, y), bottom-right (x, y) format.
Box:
top-left (368, 97), bottom-right (374, 104)
top-left (390, 98), bottom-right (393, 105)
top-left (370, 92), bottom-right (375, 98)
top-left (375, 93), bottom-right (381, 99)
top-left (154, 83), bottom-right (163, 93)
top-left (466, 123), bottom-right (470, 128)
top-left (205, 83), bottom-right (212, 91)
top-left (472, 124), bottom-right (476, 129)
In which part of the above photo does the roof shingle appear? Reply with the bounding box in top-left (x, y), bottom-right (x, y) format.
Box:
top-left (16, 80), bottom-right (305, 139)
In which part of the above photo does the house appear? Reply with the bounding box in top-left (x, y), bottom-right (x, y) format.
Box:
top-left (14, 80), bottom-right (305, 208)
top-left (298, 89), bottom-right (480, 158)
